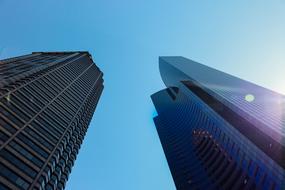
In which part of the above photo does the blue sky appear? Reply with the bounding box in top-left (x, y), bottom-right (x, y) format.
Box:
top-left (1, 1), bottom-right (285, 190)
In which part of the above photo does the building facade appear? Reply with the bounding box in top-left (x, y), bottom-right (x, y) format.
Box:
top-left (0, 52), bottom-right (104, 190)
top-left (152, 56), bottom-right (285, 190)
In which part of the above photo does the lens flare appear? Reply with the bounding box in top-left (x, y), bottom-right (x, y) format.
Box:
top-left (245, 94), bottom-right (255, 102)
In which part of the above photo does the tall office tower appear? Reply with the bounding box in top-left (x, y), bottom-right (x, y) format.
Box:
top-left (151, 57), bottom-right (285, 190)
top-left (0, 52), bottom-right (104, 190)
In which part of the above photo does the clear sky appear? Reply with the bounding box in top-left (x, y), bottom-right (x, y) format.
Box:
top-left (1, 1), bottom-right (285, 190)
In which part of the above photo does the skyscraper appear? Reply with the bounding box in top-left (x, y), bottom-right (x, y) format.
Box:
top-left (152, 57), bottom-right (285, 190)
top-left (0, 52), bottom-right (104, 190)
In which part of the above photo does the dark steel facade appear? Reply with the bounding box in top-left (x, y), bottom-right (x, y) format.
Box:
top-left (152, 56), bottom-right (285, 190)
top-left (0, 52), bottom-right (104, 190)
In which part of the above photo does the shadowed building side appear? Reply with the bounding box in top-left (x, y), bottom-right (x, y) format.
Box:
top-left (151, 56), bottom-right (285, 190)
top-left (0, 52), bottom-right (104, 190)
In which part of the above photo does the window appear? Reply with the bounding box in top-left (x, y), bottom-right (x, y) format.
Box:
top-left (50, 174), bottom-right (58, 186)
top-left (0, 183), bottom-right (9, 190)
top-left (1, 149), bottom-right (37, 178)
top-left (0, 116), bottom-right (17, 134)
top-left (10, 94), bottom-right (36, 117)
top-left (45, 184), bottom-right (53, 190)
top-left (53, 99), bottom-right (74, 118)
top-left (248, 161), bottom-right (256, 177)
top-left (45, 75), bottom-right (64, 90)
top-left (0, 163), bottom-right (30, 190)
top-left (24, 85), bottom-right (48, 106)
top-left (38, 79), bottom-right (58, 96)
top-left (35, 116), bottom-right (62, 138)
top-left (0, 104), bottom-right (24, 127)
top-left (44, 165), bottom-right (52, 181)
top-left (13, 90), bottom-right (41, 113)
top-left (30, 82), bottom-right (53, 101)
top-left (30, 120), bottom-right (59, 142)
top-left (57, 96), bottom-right (77, 113)
top-left (43, 108), bottom-right (68, 128)
top-left (24, 127), bottom-right (54, 151)
top-left (58, 158), bottom-right (66, 168)
top-left (16, 133), bottom-right (49, 159)
top-left (48, 104), bottom-right (70, 123)
top-left (2, 100), bottom-right (30, 122)
top-left (9, 140), bottom-right (44, 168)
top-left (0, 131), bottom-right (9, 144)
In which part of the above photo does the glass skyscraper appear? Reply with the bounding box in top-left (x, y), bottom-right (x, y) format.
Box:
top-left (0, 52), bottom-right (104, 190)
top-left (152, 56), bottom-right (285, 190)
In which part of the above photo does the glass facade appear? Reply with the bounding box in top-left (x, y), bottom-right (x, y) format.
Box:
top-left (0, 52), bottom-right (104, 190)
top-left (152, 56), bottom-right (285, 190)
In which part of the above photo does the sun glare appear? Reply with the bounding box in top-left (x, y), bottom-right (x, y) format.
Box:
top-left (245, 94), bottom-right (255, 102)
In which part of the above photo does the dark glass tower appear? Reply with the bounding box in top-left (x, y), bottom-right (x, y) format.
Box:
top-left (152, 56), bottom-right (285, 190)
top-left (0, 52), bottom-right (104, 190)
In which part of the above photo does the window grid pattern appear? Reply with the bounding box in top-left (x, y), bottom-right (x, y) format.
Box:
top-left (152, 87), bottom-right (285, 190)
top-left (159, 57), bottom-right (285, 143)
top-left (0, 52), bottom-right (104, 190)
